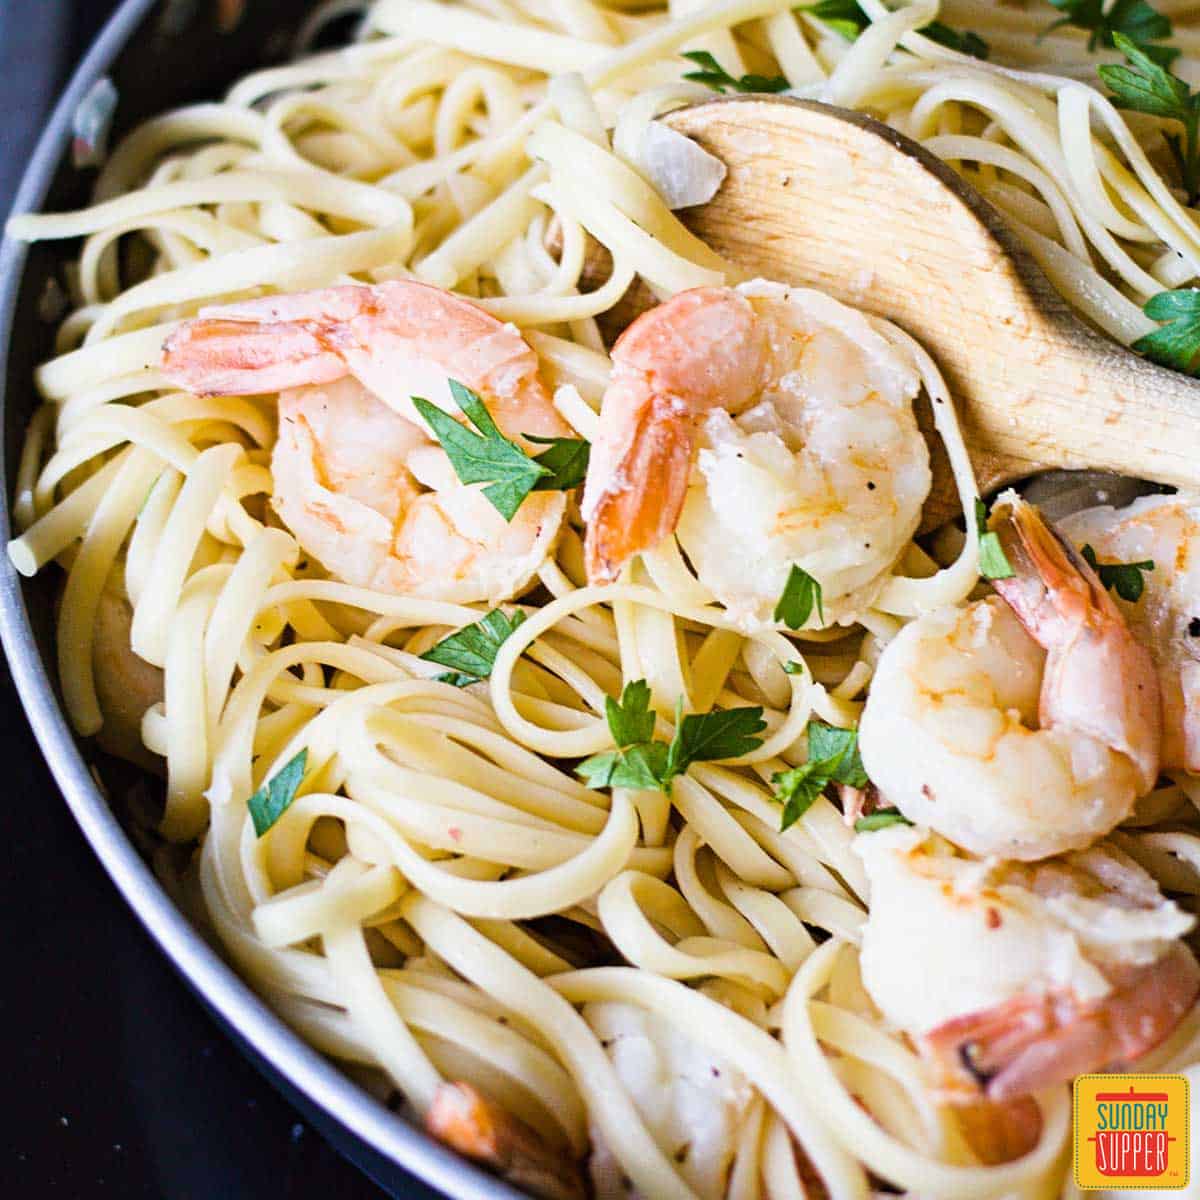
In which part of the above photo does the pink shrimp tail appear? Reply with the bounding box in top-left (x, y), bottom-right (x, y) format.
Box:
top-left (990, 495), bottom-right (1162, 792)
top-left (923, 942), bottom-right (1200, 1102)
top-left (427, 1082), bottom-right (585, 1200)
top-left (583, 382), bottom-right (693, 583)
top-left (582, 287), bottom-right (768, 584)
top-left (161, 317), bottom-right (348, 397)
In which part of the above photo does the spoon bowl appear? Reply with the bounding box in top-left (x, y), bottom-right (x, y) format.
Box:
top-left (652, 96), bottom-right (1200, 526)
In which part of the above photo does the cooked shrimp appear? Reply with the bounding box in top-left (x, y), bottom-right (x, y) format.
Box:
top-left (857, 825), bottom-right (1199, 1103)
top-left (273, 377), bottom-right (563, 601)
top-left (92, 583), bottom-right (164, 772)
top-left (161, 281), bottom-right (570, 603)
top-left (859, 497), bottom-right (1160, 859)
top-left (581, 280), bottom-right (930, 630)
top-left (427, 1081), bottom-right (586, 1200)
top-left (584, 1001), bottom-right (754, 1200)
top-left (1060, 494), bottom-right (1200, 773)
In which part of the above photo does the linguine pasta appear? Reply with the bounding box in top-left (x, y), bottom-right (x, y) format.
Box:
top-left (9, 1), bottom-right (1200, 1197)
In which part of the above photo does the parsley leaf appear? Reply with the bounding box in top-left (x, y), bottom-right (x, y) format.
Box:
top-left (854, 810), bottom-right (913, 833)
top-left (773, 761), bottom-right (833, 831)
top-left (1081, 543), bottom-right (1155, 602)
top-left (807, 721), bottom-right (868, 788)
top-left (525, 433), bottom-right (591, 492)
top-left (666, 699), bottom-right (769, 778)
top-left (975, 498), bottom-right (1015, 581)
top-left (248, 748), bottom-right (308, 837)
top-left (576, 681), bottom-right (765, 793)
top-left (773, 720), bottom-right (868, 831)
top-left (918, 21), bottom-right (990, 59)
top-left (774, 564), bottom-right (824, 629)
top-left (413, 380), bottom-right (548, 521)
top-left (1046, 0), bottom-right (1175, 61)
top-left (1133, 288), bottom-right (1200, 372)
top-left (783, 660), bottom-right (807, 676)
top-left (576, 742), bottom-right (671, 791)
top-left (798, 1), bottom-right (988, 59)
top-left (681, 50), bottom-right (788, 94)
top-left (605, 679), bottom-right (657, 747)
top-left (1100, 34), bottom-right (1199, 202)
top-left (421, 608), bottom-right (527, 685)
top-left (798, 0), bottom-right (869, 40)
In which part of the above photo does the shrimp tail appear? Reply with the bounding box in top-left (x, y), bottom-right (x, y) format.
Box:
top-left (161, 316), bottom-right (347, 397)
top-left (581, 287), bottom-right (768, 584)
top-left (582, 383), bottom-right (692, 583)
top-left (923, 942), bottom-right (1200, 1102)
top-left (990, 493), bottom-right (1162, 792)
top-left (426, 1081), bottom-right (586, 1200)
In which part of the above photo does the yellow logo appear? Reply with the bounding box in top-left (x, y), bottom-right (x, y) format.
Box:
top-left (1074, 1075), bottom-right (1190, 1190)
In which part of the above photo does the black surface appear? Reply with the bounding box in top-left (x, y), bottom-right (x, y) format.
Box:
top-left (0, 3), bottom-right (435, 1196)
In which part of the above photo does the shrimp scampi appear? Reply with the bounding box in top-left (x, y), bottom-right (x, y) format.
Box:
top-left (582, 281), bottom-right (931, 630)
top-left (161, 280), bottom-right (572, 603)
top-left (860, 496), bottom-right (1160, 859)
top-left (1060, 494), bottom-right (1200, 774)
top-left (857, 826), bottom-right (1199, 1102)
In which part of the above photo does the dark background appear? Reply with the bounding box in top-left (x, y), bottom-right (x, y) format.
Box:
top-left (0, 2), bottom-right (432, 1196)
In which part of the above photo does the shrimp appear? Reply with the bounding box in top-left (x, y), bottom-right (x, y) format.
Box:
top-left (161, 281), bottom-right (571, 603)
top-left (427, 1081), bottom-right (586, 1200)
top-left (584, 1001), bottom-right (755, 1200)
top-left (857, 825), bottom-right (1199, 1103)
top-left (1060, 494), bottom-right (1200, 773)
top-left (581, 280), bottom-right (931, 630)
top-left (859, 496), bottom-right (1160, 859)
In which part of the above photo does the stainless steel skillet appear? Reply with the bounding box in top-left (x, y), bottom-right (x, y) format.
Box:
top-left (0, 2), bottom-right (517, 1195)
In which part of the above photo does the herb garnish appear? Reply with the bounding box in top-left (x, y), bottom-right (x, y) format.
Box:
top-left (773, 720), bottom-right (867, 832)
top-left (1045, 0), bottom-right (1176, 64)
top-left (1100, 34), bottom-right (1200, 202)
top-left (775, 564), bottom-right (825, 629)
top-left (681, 50), bottom-right (789, 94)
top-left (798, 1), bottom-right (989, 60)
top-left (420, 608), bottom-right (527, 687)
top-left (1080, 544), bottom-right (1155, 602)
top-left (975, 499), bottom-right (1015, 581)
top-left (248, 748), bottom-right (308, 837)
top-left (576, 679), bottom-right (766, 793)
top-left (525, 433), bottom-right (590, 491)
top-left (413, 380), bottom-right (588, 521)
top-left (920, 22), bottom-right (990, 59)
top-left (854, 810), bottom-right (913, 833)
top-left (1132, 289), bottom-right (1200, 373)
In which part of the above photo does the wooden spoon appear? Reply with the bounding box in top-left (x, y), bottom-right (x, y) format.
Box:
top-left (606, 96), bottom-right (1200, 528)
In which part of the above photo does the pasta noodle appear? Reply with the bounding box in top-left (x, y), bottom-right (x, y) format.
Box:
top-left (10, 1), bottom-right (1200, 1196)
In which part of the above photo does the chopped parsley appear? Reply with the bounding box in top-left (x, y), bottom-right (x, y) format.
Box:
top-left (525, 433), bottom-right (590, 491)
top-left (576, 680), bottom-right (766, 793)
top-left (248, 748), bottom-right (308, 837)
top-left (773, 720), bottom-right (868, 832)
top-left (1080, 543), bottom-right (1155, 602)
top-left (420, 608), bottom-right (527, 686)
top-left (1100, 34), bottom-right (1199, 202)
top-left (798, 1), bottom-right (988, 59)
top-left (1045, 0), bottom-right (1176, 63)
top-left (1132, 288), bottom-right (1200, 373)
top-left (413, 380), bottom-right (588, 521)
top-left (774, 564), bottom-right (825, 629)
top-left (975, 498), bottom-right (1015, 581)
top-left (681, 50), bottom-right (789, 94)
top-left (854, 810), bottom-right (913, 833)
